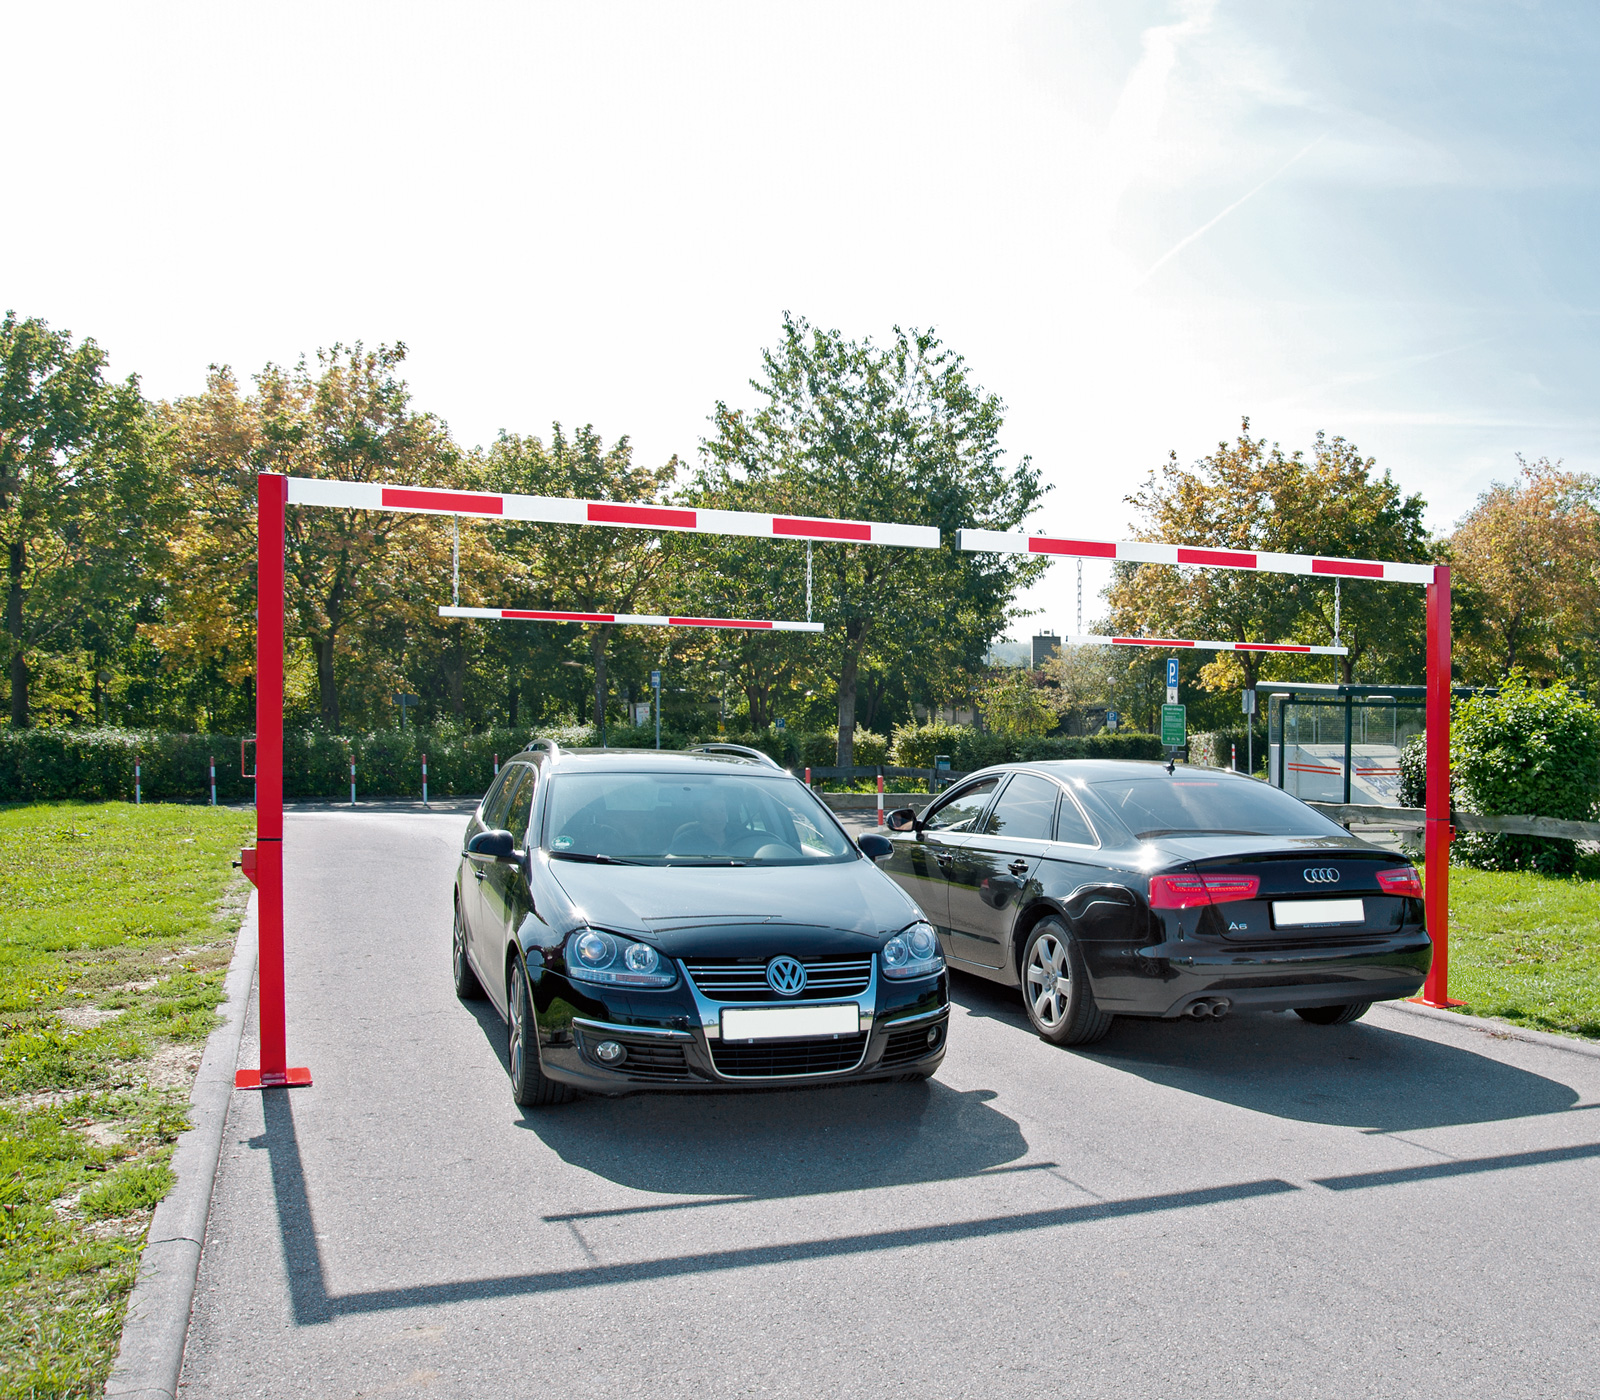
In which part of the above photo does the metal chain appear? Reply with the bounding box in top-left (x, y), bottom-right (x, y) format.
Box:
top-left (453, 517), bottom-right (460, 607)
top-left (1333, 578), bottom-right (1341, 648)
top-left (806, 541), bottom-right (813, 623)
top-left (1076, 559), bottom-right (1083, 635)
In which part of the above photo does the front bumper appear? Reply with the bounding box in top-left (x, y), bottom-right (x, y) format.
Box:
top-left (532, 963), bottom-right (949, 1093)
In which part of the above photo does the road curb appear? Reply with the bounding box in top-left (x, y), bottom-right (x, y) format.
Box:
top-left (1385, 996), bottom-right (1600, 1061)
top-left (104, 892), bottom-right (259, 1400)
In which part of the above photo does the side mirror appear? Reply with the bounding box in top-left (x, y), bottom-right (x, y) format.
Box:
top-left (467, 828), bottom-right (515, 859)
top-left (857, 832), bottom-right (894, 862)
top-left (885, 808), bottom-right (918, 833)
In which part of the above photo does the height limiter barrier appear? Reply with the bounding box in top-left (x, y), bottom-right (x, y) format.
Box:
top-left (960, 528), bottom-right (1458, 1009)
top-left (236, 474), bottom-right (939, 1090)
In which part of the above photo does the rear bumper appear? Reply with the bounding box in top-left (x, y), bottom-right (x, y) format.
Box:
top-left (1112, 933), bottom-right (1432, 1019)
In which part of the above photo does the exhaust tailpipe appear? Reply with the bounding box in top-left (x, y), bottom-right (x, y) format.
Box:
top-left (1209, 998), bottom-right (1231, 1020)
top-left (1185, 998), bottom-right (1232, 1020)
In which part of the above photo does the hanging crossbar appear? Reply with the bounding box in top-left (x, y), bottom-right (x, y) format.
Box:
top-left (287, 477), bottom-right (939, 548)
top-left (440, 606), bottom-right (822, 632)
top-left (1064, 634), bottom-right (1347, 656)
top-left (957, 528), bottom-right (1433, 585)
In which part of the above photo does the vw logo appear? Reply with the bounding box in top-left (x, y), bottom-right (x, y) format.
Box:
top-left (1303, 867), bottom-right (1341, 884)
top-left (766, 956), bottom-right (808, 996)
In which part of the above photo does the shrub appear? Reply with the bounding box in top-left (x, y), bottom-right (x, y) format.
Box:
top-left (1398, 733), bottom-right (1428, 809)
top-left (1451, 675), bottom-right (1600, 874)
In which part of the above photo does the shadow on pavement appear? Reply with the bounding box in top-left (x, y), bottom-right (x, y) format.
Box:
top-left (949, 964), bottom-right (1585, 1132)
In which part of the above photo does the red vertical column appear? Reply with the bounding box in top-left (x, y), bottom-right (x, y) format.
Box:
top-left (1416, 563), bottom-right (1461, 1008)
top-left (237, 473), bottom-right (311, 1088)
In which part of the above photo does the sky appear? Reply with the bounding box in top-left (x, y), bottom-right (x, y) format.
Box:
top-left (4, 0), bottom-right (1597, 638)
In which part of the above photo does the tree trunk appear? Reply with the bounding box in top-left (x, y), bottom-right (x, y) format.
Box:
top-left (8, 538), bottom-right (27, 728)
top-left (448, 636), bottom-right (465, 716)
top-left (590, 624), bottom-right (610, 733)
top-left (312, 632), bottom-right (340, 730)
top-left (744, 682), bottom-right (770, 730)
top-left (834, 623), bottom-right (866, 765)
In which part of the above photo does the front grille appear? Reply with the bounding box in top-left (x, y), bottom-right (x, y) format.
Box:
top-left (684, 956), bottom-right (873, 1003)
top-left (710, 1031), bottom-right (870, 1078)
top-left (880, 1020), bottom-right (943, 1067)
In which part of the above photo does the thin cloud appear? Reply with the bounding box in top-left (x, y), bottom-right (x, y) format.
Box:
top-left (1133, 134), bottom-right (1327, 288)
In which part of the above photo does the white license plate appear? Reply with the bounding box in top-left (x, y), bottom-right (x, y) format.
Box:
top-left (1272, 898), bottom-right (1366, 927)
top-left (720, 1004), bottom-right (859, 1041)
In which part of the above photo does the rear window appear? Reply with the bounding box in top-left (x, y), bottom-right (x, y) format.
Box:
top-left (1089, 776), bottom-right (1343, 840)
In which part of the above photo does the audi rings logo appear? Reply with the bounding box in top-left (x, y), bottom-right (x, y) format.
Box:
top-left (1302, 867), bottom-right (1342, 885)
top-left (766, 956), bottom-right (808, 996)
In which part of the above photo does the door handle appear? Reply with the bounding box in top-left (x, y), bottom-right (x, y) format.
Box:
top-left (936, 852), bottom-right (954, 868)
top-left (472, 868), bottom-right (486, 881)
top-left (1008, 859), bottom-right (1029, 876)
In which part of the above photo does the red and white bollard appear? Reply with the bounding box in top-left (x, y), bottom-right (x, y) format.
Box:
top-left (422, 753), bottom-right (429, 807)
top-left (1230, 742), bottom-right (1237, 772)
top-left (877, 771), bottom-right (885, 826)
top-left (804, 766), bottom-right (811, 788)
top-left (349, 759), bottom-right (356, 807)
top-left (135, 758), bottom-right (141, 806)
top-left (210, 754), bottom-right (217, 806)
top-left (493, 753), bottom-right (499, 776)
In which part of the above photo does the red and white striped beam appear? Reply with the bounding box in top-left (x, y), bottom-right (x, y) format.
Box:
top-left (439, 606), bottom-right (823, 632)
top-left (958, 529), bottom-right (1432, 585)
top-left (287, 477), bottom-right (939, 549)
top-left (1063, 634), bottom-right (1347, 656)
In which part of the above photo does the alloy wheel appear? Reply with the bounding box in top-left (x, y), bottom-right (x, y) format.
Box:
top-left (508, 964), bottom-right (525, 1084)
top-left (1025, 932), bottom-right (1070, 1028)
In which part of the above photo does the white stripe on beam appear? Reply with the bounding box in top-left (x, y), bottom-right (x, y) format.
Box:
top-left (283, 477), bottom-right (938, 548)
top-left (956, 528), bottom-right (1433, 585)
top-left (438, 606), bottom-right (823, 632)
top-left (1062, 634), bottom-right (1348, 656)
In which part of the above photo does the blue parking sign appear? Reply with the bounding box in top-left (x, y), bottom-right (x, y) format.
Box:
top-left (1166, 657), bottom-right (1179, 688)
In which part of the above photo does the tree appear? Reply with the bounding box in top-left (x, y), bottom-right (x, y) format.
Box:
top-left (1449, 457), bottom-right (1600, 685)
top-left (976, 667), bottom-right (1056, 737)
top-left (693, 315), bottom-right (1047, 765)
top-left (1107, 422), bottom-right (1433, 696)
top-left (0, 312), bottom-right (159, 727)
top-left (478, 426), bottom-right (679, 730)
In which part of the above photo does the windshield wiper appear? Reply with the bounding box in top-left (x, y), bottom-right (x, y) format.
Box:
top-left (548, 851), bottom-right (648, 865)
top-left (666, 858), bottom-right (747, 867)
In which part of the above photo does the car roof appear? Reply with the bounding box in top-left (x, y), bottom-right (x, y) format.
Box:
top-left (506, 746), bottom-right (791, 775)
top-left (964, 759), bottom-right (1255, 783)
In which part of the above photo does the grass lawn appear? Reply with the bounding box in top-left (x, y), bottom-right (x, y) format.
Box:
top-left (0, 800), bottom-right (253, 1400)
top-left (1441, 858), bottom-right (1600, 1040)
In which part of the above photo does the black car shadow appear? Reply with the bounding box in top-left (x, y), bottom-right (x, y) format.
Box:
top-left (947, 966), bottom-right (1585, 1133)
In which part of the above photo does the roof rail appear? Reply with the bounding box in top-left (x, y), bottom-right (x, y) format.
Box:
top-left (528, 736), bottom-right (561, 764)
top-left (686, 742), bottom-right (782, 769)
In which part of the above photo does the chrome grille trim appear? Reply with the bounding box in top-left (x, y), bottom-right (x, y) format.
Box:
top-left (683, 956), bottom-right (873, 1002)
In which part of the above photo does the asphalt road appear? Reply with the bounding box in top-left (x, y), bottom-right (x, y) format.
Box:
top-left (180, 807), bottom-right (1600, 1399)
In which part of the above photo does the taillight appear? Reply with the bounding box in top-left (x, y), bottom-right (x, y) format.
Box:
top-left (1375, 866), bottom-right (1422, 898)
top-left (1148, 873), bottom-right (1260, 909)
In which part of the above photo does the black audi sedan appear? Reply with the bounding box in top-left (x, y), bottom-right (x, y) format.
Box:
top-left (453, 742), bottom-right (948, 1105)
top-left (882, 760), bottom-right (1431, 1046)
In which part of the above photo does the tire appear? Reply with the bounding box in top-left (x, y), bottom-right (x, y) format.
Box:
top-left (1294, 1001), bottom-right (1373, 1026)
top-left (452, 898), bottom-right (485, 1001)
top-left (508, 957), bottom-right (575, 1107)
top-left (1020, 918), bottom-right (1114, 1046)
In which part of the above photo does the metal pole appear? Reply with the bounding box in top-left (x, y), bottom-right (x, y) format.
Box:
top-left (422, 752), bottom-right (429, 807)
top-left (237, 471), bottom-right (308, 1089)
top-left (1342, 690), bottom-right (1353, 804)
top-left (1417, 564), bottom-right (1459, 1006)
top-left (210, 755), bottom-right (217, 807)
top-left (135, 758), bottom-right (141, 805)
top-left (350, 758), bottom-right (356, 807)
top-left (877, 770), bottom-right (884, 827)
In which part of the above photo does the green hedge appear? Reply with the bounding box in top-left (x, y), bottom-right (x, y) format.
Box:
top-left (0, 722), bottom-right (1166, 804)
top-left (889, 721), bottom-right (1161, 770)
top-left (1450, 676), bottom-right (1600, 874)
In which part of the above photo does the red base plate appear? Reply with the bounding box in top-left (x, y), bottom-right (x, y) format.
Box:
top-left (1407, 996), bottom-right (1467, 1009)
top-left (234, 1067), bottom-right (313, 1090)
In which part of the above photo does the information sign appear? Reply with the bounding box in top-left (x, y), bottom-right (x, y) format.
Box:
top-left (1160, 703), bottom-right (1187, 748)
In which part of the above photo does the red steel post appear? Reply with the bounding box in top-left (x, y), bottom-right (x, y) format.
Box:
top-left (237, 473), bottom-right (310, 1089)
top-left (1415, 563), bottom-right (1461, 1008)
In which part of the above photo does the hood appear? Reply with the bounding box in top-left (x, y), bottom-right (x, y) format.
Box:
top-left (544, 857), bottom-right (922, 954)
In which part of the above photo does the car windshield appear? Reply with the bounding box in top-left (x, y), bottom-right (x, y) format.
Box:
top-left (542, 771), bottom-right (857, 865)
top-left (1089, 775), bottom-right (1344, 840)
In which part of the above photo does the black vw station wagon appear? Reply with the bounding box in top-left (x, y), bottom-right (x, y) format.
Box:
top-left (453, 741), bottom-right (948, 1105)
top-left (883, 760), bottom-right (1431, 1046)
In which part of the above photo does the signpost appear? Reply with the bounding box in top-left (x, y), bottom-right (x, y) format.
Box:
top-left (393, 692), bottom-right (419, 729)
top-left (1160, 704), bottom-right (1187, 750)
top-left (1166, 657), bottom-right (1179, 706)
top-left (650, 668), bottom-right (662, 750)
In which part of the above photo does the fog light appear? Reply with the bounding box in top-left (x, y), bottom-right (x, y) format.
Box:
top-left (927, 1026), bottom-right (940, 1047)
top-left (594, 1040), bottom-right (626, 1064)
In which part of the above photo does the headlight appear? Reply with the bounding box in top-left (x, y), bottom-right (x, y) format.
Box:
top-left (564, 930), bottom-right (678, 988)
top-left (880, 921), bottom-right (944, 979)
